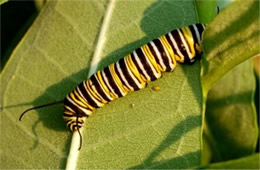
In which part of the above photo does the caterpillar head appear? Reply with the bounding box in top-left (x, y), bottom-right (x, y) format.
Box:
top-left (63, 96), bottom-right (88, 132)
top-left (63, 109), bottom-right (85, 132)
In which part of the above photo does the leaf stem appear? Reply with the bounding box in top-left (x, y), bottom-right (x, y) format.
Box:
top-left (65, 0), bottom-right (116, 169)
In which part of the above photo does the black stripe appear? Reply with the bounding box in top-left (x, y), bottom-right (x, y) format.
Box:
top-left (64, 98), bottom-right (89, 117)
top-left (127, 54), bottom-right (148, 88)
top-left (135, 48), bottom-right (157, 81)
top-left (115, 58), bottom-right (139, 90)
top-left (179, 28), bottom-right (193, 62)
top-left (152, 39), bottom-right (172, 72)
top-left (170, 29), bottom-right (190, 62)
top-left (79, 82), bottom-right (103, 104)
top-left (68, 119), bottom-right (84, 125)
top-left (76, 86), bottom-right (101, 106)
top-left (189, 25), bottom-right (199, 45)
top-left (130, 53), bottom-right (146, 81)
top-left (65, 119), bottom-right (84, 127)
top-left (70, 89), bottom-right (89, 109)
top-left (147, 42), bottom-right (162, 70)
top-left (72, 124), bottom-right (82, 131)
top-left (90, 74), bottom-right (111, 102)
top-left (77, 82), bottom-right (99, 108)
top-left (63, 113), bottom-right (74, 117)
top-left (103, 66), bottom-right (123, 97)
top-left (165, 33), bottom-right (178, 56)
top-left (196, 24), bottom-right (205, 37)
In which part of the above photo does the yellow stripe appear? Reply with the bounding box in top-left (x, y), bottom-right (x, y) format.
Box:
top-left (73, 89), bottom-right (90, 107)
top-left (85, 80), bottom-right (107, 105)
top-left (70, 91), bottom-right (85, 107)
top-left (87, 80), bottom-right (108, 104)
top-left (109, 63), bottom-right (129, 93)
top-left (96, 71), bottom-right (117, 99)
top-left (64, 111), bottom-right (74, 116)
top-left (142, 44), bottom-right (162, 73)
top-left (125, 54), bottom-right (146, 86)
top-left (64, 116), bottom-right (84, 124)
top-left (195, 43), bottom-right (202, 53)
top-left (71, 91), bottom-right (95, 110)
top-left (64, 105), bottom-right (75, 113)
top-left (146, 42), bottom-right (165, 72)
top-left (159, 35), bottom-right (177, 67)
top-left (181, 26), bottom-right (195, 57)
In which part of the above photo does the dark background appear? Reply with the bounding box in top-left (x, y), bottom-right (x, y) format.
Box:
top-left (1, 0), bottom-right (41, 70)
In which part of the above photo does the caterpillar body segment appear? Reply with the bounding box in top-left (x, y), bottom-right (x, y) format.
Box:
top-left (63, 23), bottom-right (206, 132)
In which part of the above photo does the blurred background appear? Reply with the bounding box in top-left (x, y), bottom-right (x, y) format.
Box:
top-left (1, 0), bottom-right (45, 70)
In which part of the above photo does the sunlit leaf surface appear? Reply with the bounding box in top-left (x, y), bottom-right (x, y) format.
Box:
top-left (1, 0), bottom-right (202, 168)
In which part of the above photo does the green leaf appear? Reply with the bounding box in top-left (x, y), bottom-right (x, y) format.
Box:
top-left (201, 153), bottom-right (260, 169)
top-left (195, 0), bottom-right (217, 23)
top-left (1, 0), bottom-right (204, 169)
top-left (1, 1), bottom-right (108, 168)
top-left (0, 0), bottom-right (8, 5)
top-left (201, 0), bottom-right (260, 94)
top-left (202, 60), bottom-right (258, 164)
top-left (199, 0), bottom-right (259, 166)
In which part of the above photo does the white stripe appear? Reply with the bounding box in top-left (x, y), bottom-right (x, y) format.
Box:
top-left (77, 84), bottom-right (105, 106)
top-left (76, 86), bottom-right (90, 105)
top-left (70, 119), bottom-right (83, 126)
top-left (202, 24), bottom-right (206, 29)
top-left (82, 80), bottom-right (104, 107)
top-left (94, 74), bottom-right (113, 101)
top-left (65, 105), bottom-right (75, 113)
top-left (67, 118), bottom-right (75, 126)
top-left (101, 69), bottom-right (118, 98)
top-left (133, 50), bottom-right (151, 81)
top-left (168, 32), bottom-right (185, 62)
top-left (177, 29), bottom-right (193, 59)
top-left (149, 41), bottom-right (167, 71)
top-left (140, 47), bottom-right (161, 79)
top-left (192, 24), bottom-right (201, 44)
top-left (158, 38), bottom-right (174, 71)
top-left (66, 95), bottom-right (92, 116)
top-left (88, 80), bottom-right (106, 102)
top-left (108, 66), bottom-right (126, 96)
top-left (123, 58), bottom-right (143, 89)
top-left (115, 61), bottom-right (134, 90)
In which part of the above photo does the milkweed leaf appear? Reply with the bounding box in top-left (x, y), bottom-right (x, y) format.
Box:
top-left (1, 0), bottom-right (203, 168)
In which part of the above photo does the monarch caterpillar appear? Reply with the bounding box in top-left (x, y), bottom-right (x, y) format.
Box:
top-left (19, 23), bottom-right (206, 150)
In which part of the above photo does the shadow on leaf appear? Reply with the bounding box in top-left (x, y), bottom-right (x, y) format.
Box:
top-left (7, 0), bottom-right (203, 168)
top-left (129, 115), bottom-right (201, 169)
